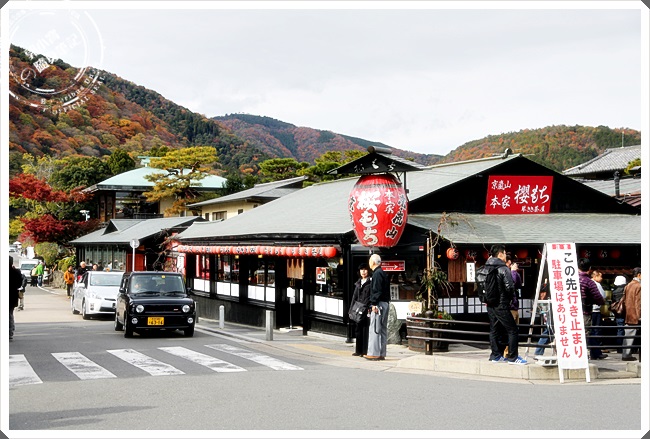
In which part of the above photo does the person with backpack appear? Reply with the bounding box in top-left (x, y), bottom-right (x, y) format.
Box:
top-left (481, 244), bottom-right (526, 364)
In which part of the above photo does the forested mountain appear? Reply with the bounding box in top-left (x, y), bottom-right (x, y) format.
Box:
top-left (440, 125), bottom-right (641, 171)
top-left (213, 114), bottom-right (440, 165)
top-left (9, 44), bottom-right (641, 177)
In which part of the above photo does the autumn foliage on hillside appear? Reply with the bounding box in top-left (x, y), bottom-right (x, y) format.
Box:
top-left (440, 125), bottom-right (641, 172)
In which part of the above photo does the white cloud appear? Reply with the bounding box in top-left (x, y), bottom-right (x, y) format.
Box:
top-left (7, 4), bottom-right (644, 155)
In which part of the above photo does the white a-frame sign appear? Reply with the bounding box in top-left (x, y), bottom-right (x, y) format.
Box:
top-left (545, 242), bottom-right (590, 383)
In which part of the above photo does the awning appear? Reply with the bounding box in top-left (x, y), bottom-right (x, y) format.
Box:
top-left (407, 213), bottom-right (641, 245)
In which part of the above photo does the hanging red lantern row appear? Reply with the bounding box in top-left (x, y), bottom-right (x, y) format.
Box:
top-left (176, 244), bottom-right (338, 258)
top-left (348, 173), bottom-right (408, 248)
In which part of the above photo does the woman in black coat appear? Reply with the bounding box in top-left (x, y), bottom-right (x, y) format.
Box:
top-left (351, 263), bottom-right (372, 356)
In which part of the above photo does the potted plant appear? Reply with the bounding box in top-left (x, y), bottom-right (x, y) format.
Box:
top-left (407, 265), bottom-right (454, 352)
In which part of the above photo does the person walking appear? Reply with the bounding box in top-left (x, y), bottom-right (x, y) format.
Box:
top-left (366, 254), bottom-right (390, 361)
top-left (64, 265), bottom-right (76, 297)
top-left (611, 275), bottom-right (628, 350)
top-left (485, 244), bottom-right (526, 364)
top-left (589, 269), bottom-right (608, 360)
top-left (34, 260), bottom-right (45, 287)
top-left (577, 258), bottom-right (606, 360)
top-left (350, 263), bottom-right (372, 357)
top-left (622, 267), bottom-right (641, 361)
top-left (9, 256), bottom-right (23, 341)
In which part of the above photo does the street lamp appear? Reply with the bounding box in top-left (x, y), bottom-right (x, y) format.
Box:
top-left (80, 210), bottom-right (89, 221)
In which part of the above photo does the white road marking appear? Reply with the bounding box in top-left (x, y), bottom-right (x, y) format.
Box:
top-left (158, 346), bottom-right (246, 373)
top-left (9, 354), bottom-right (43, 388)
top-left (51, 352), bottom-right (116, 380)
top-left (205, 344), bottom-right (303, 371)
top-left (107, 348), bottom-right (184, 376)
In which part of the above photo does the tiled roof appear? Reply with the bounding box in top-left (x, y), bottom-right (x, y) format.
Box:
top-left (71, 216), bottom-right (202, 244)
top-left (176, 155), bottom-right (522, 240)
top-left (85, 167), bottom-right (227, 192)
top-left (188, 176), bottom-right (306, 207)
top-left (578, 177), bottom-right (642, 197)
top-left (408, 213), bottom-right (641, 245)
top-left (563, 145), bottom-right (640, 176)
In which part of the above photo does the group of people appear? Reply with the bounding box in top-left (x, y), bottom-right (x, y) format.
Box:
top-left (518, 252), bottom-right (642, 363)
top-left (349, 254), bottom-right (391, 360)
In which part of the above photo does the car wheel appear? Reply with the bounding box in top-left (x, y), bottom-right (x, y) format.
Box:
top-left (184, 325), bottom-right (195, 337)
top-left (114, 312), bottom-right (123, 331)
top-left (71, 296), bottom-right (80, 315)
top-left (81, 300), bottom-right (90, 320)
top-left (124, 314), bottom-right (134, 338)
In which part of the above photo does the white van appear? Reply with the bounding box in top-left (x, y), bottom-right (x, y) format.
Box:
top-left (19, 259), bottom-right (40, 278)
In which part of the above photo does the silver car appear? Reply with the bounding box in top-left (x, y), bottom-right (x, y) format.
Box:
top-left (71, 271), bottom-right (124, 319)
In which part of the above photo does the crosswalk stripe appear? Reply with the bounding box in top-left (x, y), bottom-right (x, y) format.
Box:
top-left (107, 348), bottom-right (184, 376)
top-left (158, 346), bottom-right (246, 373)
top-left (205, 344), bottom-right (303, 371)
top-left (52, 352), bottom-right (117, 380)
top-left (9, 354), bottom-right (42, 388)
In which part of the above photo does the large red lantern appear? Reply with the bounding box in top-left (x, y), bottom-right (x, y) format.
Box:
top-left (610, 249), bottom-right (621, 259)
top-left (348, 174), bottom-right (408, 248)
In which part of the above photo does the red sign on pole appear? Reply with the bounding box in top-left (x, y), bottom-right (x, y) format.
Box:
top-left (485, 175), bottom-right (553, 214)
top-left (381, 260), bottom-right (405, 272)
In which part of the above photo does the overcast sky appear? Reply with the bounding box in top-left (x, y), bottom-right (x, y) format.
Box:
top-left (5, 2), bottom-right (647, 156)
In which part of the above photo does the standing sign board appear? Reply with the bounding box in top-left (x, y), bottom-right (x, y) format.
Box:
top-left (546, 242), bottom-right (590, 381)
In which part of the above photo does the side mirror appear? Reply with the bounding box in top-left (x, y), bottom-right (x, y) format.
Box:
top-left (119, 287), bottom-right (126, 294)
top-left (186, 287), bottom-right (193, 296)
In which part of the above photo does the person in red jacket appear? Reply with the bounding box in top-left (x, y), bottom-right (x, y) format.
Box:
top-left (622, 267), bottom-right (641, 361)
top-left (577, 258), bottom-right (606, 360)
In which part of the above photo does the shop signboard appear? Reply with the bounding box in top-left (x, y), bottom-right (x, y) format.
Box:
top-left (546, 242), bottom-right (588, 371)
top-left (485, 175), bottom-right (553, 214)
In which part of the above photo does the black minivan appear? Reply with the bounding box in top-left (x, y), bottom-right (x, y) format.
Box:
top-left (115, 271), bottom-right (196, 337)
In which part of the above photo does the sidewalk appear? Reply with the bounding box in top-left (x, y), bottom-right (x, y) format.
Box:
top-left (22, 285), bottom-right (642, 383)
top-left (192, 312), bottom-right (642, 383)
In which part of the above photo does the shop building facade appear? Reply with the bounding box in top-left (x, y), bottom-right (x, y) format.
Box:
top-left (176, 153), bottom-right (641, 337)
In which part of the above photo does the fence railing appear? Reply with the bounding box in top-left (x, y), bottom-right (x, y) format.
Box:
top-left (406, 316), bottom-right (642, 356)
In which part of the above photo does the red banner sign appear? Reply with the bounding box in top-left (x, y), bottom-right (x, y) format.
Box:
top-left (381, 260), bottom-right (405, 271)
top-left (485, 175), bottom-right (553, 214)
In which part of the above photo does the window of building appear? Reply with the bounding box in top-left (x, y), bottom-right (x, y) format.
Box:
top-left (237, 209), bottom-right (244, 215)
top-left (212, 211), bottom-right (226, 221)
top-left (247, 259), bottom-right (275, 303)
top-left (216, 254), bottom-right (239, 297)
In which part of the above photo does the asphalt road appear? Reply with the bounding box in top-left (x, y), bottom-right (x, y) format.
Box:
top-left (6, 283), bottom-right (645, 435)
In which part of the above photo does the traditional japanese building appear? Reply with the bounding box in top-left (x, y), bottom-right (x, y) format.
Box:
top-left (70, 216), bottom-right (204, 272)
top-left (175, 152), bottom-right (641, 336)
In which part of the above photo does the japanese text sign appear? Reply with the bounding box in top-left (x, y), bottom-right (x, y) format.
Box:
top-left (348, 174), bottom-right (408, 248)
top-left (546, 243), bottom-right (588, 370)
top-left (485, 175), bottom-right (553, 214)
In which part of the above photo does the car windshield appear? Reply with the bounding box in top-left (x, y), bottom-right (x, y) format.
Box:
top-left (89, 274), bottom-right (122, 286)
top-left (21, 263), bottom-right (36, 270)
top-left (130, 275), bottom-right (185, 295)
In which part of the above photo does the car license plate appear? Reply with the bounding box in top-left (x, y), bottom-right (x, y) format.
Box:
top-left (148, 317), bottom-right (164, 326)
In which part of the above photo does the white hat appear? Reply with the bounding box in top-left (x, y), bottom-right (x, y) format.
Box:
top-left (614, 275), bottom-right (627, 286)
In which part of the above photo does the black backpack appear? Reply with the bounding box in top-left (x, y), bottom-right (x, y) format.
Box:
top-left (476, 264), bottom-right (499, 306)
